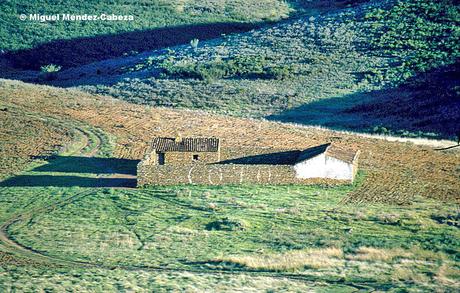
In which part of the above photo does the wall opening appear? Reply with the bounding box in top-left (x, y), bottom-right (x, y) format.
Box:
top-left (158, 152), bottom-right (165, 165)
top-left (193, 154), bottom-right (199, 161)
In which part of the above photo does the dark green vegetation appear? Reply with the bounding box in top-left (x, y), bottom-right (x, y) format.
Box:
top-left (156, 55), bottom-right (297, 81)
top-left (364, 0), bottom-right (460, 83)
top-left (0, 0), bottom-right (291, 69)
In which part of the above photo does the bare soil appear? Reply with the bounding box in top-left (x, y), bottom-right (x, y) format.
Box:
top-left (1, 79), bottom-right (459, 203)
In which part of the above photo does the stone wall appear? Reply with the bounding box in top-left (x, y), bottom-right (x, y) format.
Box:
top-left (163, 151), bottom-right (219, 165)
top-left (137, 162), bottom-right (349, 186)
top-left (143, 151), bottom-right (220, 165)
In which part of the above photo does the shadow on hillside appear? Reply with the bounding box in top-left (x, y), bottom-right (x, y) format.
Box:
top-left (0, 175), bottom-right (137, 188)
top-left (31, 156), bottom-right (139, 175)
top-left (3, 0), bottom-right (374, 72)
top-left (0, 156), bottom-right (139, 188)
top-left (268, 63), bottom-right (460, 139)
top-left (218, 150), bottom-right (301, 165)
top-left (4, 22), bottom-right (259, 71)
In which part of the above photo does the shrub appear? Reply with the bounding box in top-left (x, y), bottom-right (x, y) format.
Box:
top-left (265, 65), bottom-right (295, 80)
top-left (372, 126), bottom-right (389, 135)
top-left (39, 64), bottom-right (61, 81)
top-left (431, 212), bottom-right (459, 228)
top-left (190, 38), bottom-right (199, 50)
top-left (205, 217), bottom-right (249, 231)
top-left (40, 64), bottom-right (61, 73)
top-left (159, 55), bottom-right (296, 81)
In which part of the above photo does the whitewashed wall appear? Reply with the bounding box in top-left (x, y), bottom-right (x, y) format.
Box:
top-left (293, 154), bottom-right (353, 180)
top-left (293, 153), bottom-right (327, 178)
top-left (324, 156), bottom-right (353, 180)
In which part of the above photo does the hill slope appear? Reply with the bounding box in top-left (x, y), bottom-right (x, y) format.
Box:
top-left (0, 0), bottom-right (292, 69)
top-left (38, 0), bottom-right (459, 138)
top-left (0, 79), bottom-right (459, 291)
top-left (1, 79), bottom-right (459, 203)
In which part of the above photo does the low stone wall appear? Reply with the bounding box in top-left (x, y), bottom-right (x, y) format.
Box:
top-left (137, 162), bottom-right (349, 186)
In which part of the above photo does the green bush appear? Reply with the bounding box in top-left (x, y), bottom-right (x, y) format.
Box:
top-left (40, 64), bottom-right (62, 73)
top-left (39, 64), bottom-right (62, 81)
top-left (266, 65), bottom-right (296, 80)
top-left (372, 126), bottom-right (389, 135)
top-left (158, 55), bottom-right (296, 81)
top-left (205, 217), bottom-right (249, 231)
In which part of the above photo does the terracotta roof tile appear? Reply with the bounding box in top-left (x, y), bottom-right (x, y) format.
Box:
top-left (325, 144), bottom-right (359, 164)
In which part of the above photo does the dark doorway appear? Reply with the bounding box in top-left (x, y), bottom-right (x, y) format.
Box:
top-left (158, 152), bottom-right (165, 165)
top-left (193, 154), bottom-right (199, 161)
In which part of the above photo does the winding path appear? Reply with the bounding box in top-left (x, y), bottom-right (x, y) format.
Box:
top-left (0, 126), bottom-right (384, 291)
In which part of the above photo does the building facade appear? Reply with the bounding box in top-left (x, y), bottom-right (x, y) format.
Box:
top-left (141, 137), bottom-right (221, 166)
top-left (137, 138), bottom-right (360, 187)
top-left (293, 143), bottom-right (360, 181)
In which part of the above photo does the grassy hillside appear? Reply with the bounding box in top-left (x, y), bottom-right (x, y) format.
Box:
top-left (0, 80), bottom-right (458, 291)
top-left (45, 0), bottom-right (458, 138)
top-left (1, 184), bottom-right (459, 291)
top-left (0, 0), bottom-right (292, 69)
top-left (270, 62), bottom-right (460, 138)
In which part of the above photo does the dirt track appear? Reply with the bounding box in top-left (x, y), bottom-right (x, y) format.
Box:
top-left (0, 125), bottom-right (133, 263)
top-left (0, 82), bottom-right (458, 289)
top-left (1, 79), bottom-right (459, 204)
top-left (0, 125), bottom-right (385, 290)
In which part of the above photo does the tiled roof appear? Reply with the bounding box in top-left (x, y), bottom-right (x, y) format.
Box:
top-left (325, 144), bottom-right (359, 164)
top-left (151, 137), bottom-right (220, 152)
top-left (296, 143), bottom-right (359, 164)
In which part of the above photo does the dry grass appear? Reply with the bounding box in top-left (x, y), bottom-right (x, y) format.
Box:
top-left (0, 105), bottom-right (71, 179)
top-left (392, 266), bottom-right (431, 285)
top-left (435, 263), bottom-right (460, 286)
top-left (217, 247), bottom-right (343, 271)
top-left (350, 247), bottom-right (411, 262)
top-left (1, 79), bottom-right (459, 203)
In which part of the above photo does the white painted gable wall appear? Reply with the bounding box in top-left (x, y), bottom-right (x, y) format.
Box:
top-left (324, 156), bottom-right (353, 180)
top-left (293, 153), bottom-right (327, 178)
top-left (293, 154), bottom-right (353, 180)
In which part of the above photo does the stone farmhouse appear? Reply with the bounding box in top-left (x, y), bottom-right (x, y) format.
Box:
top-left (137, 137), bottom-right (360, 186)
top-left (141, 137), bottom-right (221, 166)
